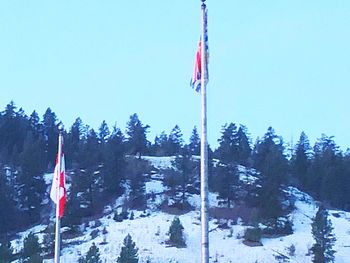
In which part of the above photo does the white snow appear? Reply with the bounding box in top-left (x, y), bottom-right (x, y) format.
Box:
top-left (10, 157), bottom-right (350, 263)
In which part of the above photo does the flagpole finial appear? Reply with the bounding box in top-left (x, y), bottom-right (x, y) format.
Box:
top-left (57, 122), bottom-right (64, 134)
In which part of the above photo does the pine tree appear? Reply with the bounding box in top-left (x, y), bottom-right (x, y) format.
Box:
top-left (311, 206), bottom-right (336, 263)
top-left (155, 131), bottom-right (170, 156)
top-left (126, 158), bottom-right (150, 209)
top-left (98, 120), bottom-right (110, 144)
top-left (22, 232), bottom-right (42, 263)
top-left (236, 125), bottom-right (252, 166)
top-left (168, 125), bottom-right (184, 155)
top-left (65, 117), bottom-right (84, 168)
top-left (291, 131), bottom-right (312, 187)
top-left (42, 107), bottom-right (59, 169)
top-left (125, 113), bottom-right (149, 158)
top-left (163, 151), bottom-right (198, 207)
top-left (168, 217), bottom-right (186, 247)
top-left (0, 240), bottom-right (13, 263)
top-left (252, 127), bottom-right (288, 221)
top-left (17, 131), bottom-right (46, 223)
top-left (216, 123), bottom-right (238, 164)
top-left (214, 162), bottom-right (239, 208)
top-left (102, 126), bottom-right (125, 195)
top-left (0, 167), bottom-right (17, 235)
top-left (188, 126), bottom-right (200, 156)
top-left (117, 234), bottom-right (139, 263)
top-left (79, 242), bottom-right (101, 263)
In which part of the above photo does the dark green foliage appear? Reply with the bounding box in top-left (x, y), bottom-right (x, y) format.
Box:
top-left (167, 125), bottom-right (184, 156)
top-left (311, 206), bottom-right (336, 263)
top-left (216, 123), bottom-right (251, 166)
top-left (244, 227), bottom-right (262, 243)
top-left (291, 132), bottom-right (311, 187)
top-left (125, 113), bottom-right (149, 158)
top-left (78, 242), bottom-right (101, 263)
top-left (22, 232), bottom-right (42, 263)
top-left (0, 167), bottom-right (17, 235)
top-left (42, 108), bottom-right (59, 169)
top-left (168, 217), bottom-right (186, 247)
top-left (98, 120), bottom-right (110, 144)
top-left (126, 158), bottom-right (151, 209)
top-left (117, 234), bottom-right (139, 263)
top-left (64, 117), bottom-right (84, 168)
top-left (216, 123), bottom-right (238, 164)
top-left (252, 127), bottom-right (288, 220)
top-left (102, 127), bottom-right (125, 195)
top-left (0, 240), bottom-right (13, 263)
top-left (213, 163), bottom-right (239, 208)
top-left (188, 126), bottom-right (200, 155)
top-left (129, 211), bottom-right (135, 220)
top-left (150, 125), bottom-right (184, 157)
top-left (114, 210), bottom-right (128, 222)
top-left (163, 151), bottom-right (198, 207)
top-left (262, 217), bottom-right (293, 236)
top-left (17, 132), bottom-right (46, 223)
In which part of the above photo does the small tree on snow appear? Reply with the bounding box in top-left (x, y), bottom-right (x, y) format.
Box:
top-left (117, 234), bottom-right (139, 263)
top-left (78, 242), bottom-right (101, 263)
top-left (311, 206), bottom-right (336, 263)
top-left (167, 217), bottom-right (186, 247)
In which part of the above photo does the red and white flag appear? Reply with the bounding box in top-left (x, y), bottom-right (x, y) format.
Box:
top-left (50, 139), bottom-right (66, 218)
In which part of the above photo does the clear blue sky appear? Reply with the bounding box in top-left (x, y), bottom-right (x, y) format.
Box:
top-left (0, 1), bottom-right (349, 150)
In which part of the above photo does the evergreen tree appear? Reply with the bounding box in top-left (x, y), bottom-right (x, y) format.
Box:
top-left (76, 128), bottom-right (103, 214)
top-left (167, 125), bottom-right (184, 155)
top-left (0, 239), bottom-right (13, 263)
top-left (0, 167), bottom-right (17, 235)
top-left (214, 162), bottom-right (239, 208)
top-left (29, 111), bottom-right (41, 135)
top-left (42, 108), bottom-right (59, 169)
top-left (98, 120), bottom-right (110, 144)
top-left (216, 123), bottom-right (238, 164)
top-left (65, 117), bottom-right (84, 168)
top-left (102, 126), bottom-right (125, 195)
top-left (126, 158), bottom-right (150, 209)
top-left (117, 234), bottom-right (139, 263)
top-left (163, 151), bottom-right (198, 207)
top-left (291, 131), bottom-right (312, 187)
top-left (188, 126), bottom-right (200, 156)
top-left (79, 242), bottom-right (101, 263)
top-left (311, 206), bottom-right (336, 263)
top-left (151, 131), bottom-right (169, 156)
top-left (252, 127), bottom-right (288, 220)
top-left (0, 101), bottom-right (28, 164)
top-left (167, 217), bottom-right (186, 247)
top-left (125, 114), bottom-right (149, 158)
top-left (236, 125), bottom-right (252, 166)
top-left (308, 135), bottom-right (344, 206)
top-left (21, 232), bottom-right (42, 263)
top-left (17, 132), bottom-right (46, 223)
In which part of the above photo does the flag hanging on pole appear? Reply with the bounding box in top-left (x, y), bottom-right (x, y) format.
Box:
top-left (50, 140), bottom-right (66, 218)
top-left (191, 9), bottom-right (209, 92)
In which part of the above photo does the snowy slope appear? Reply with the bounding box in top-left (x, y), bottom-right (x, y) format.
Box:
top-left (11, 157), bottom-right (350, 263)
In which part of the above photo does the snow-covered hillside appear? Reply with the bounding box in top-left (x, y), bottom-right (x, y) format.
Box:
top-left (11, 157), bottom-right (350, 263)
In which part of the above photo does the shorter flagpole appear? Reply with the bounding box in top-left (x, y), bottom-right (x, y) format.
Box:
top-left (54, 132), bottom-right (63, 263)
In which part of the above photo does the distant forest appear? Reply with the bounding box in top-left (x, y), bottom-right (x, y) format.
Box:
top-left (0, 100), bottom-right (350, 239)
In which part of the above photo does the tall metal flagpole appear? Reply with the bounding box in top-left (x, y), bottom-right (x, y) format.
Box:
top-left (54, 132), bottom-right (62, 263)
top-left (200, 1), bottom-right (209, 263)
